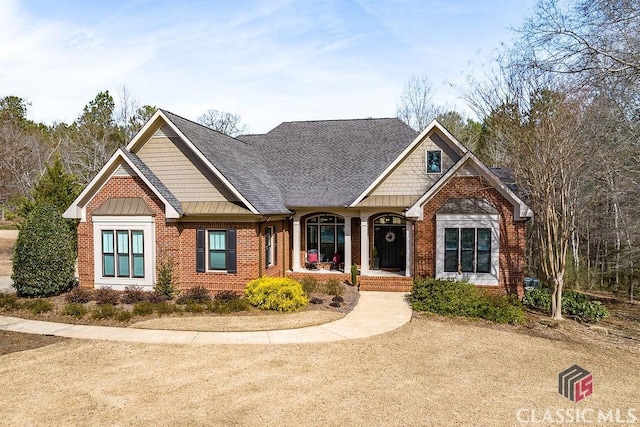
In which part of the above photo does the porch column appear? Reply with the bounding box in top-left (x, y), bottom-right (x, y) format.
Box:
top-left (360, 213), bottom-right (370, 275)
top-left (343, 215), bottom-right (352, 273)
top-left (405, 220), bottom-right (412, 277)
top-left (292, 215), bottom-right (301, 271)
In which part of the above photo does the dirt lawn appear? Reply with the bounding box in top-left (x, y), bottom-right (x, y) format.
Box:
top-left (1, 317), bottom-right (638, 426)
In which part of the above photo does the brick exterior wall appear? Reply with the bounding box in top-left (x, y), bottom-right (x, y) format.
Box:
top-left (413, 176), bottom-right (526, 296)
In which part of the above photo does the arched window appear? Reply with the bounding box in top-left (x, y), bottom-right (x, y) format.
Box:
top-left (306, 214), bottom-right (345, 262)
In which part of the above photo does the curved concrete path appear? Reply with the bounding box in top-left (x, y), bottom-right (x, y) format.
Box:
top-left (0, 292), bottom-right (412, 345)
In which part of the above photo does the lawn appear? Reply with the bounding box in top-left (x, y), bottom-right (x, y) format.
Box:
top-left (1, 316), bottom-right (638, 426)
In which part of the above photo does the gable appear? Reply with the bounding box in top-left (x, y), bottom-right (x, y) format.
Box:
top-left (369, 129), bottom-right (462, 198)
top-left (136, 124), bottom-right (240, 203)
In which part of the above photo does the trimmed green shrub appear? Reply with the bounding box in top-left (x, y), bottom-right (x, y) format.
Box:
top-left (22, 299), bottom-right (54, 314)
top-left (132, 301), bottom-right (154, 316)
top-left (153, 301), bottom-right (175, 316)
top-left (12, 204), bottom-right (76, 297)
top-left (0, 293), bottom-right (21, 310)
top-left (176, 287), bottom-right (211, 304)
top-left (245, 277), bottom-right (308, 313)
top-left (121, 286), bottom-right (148, 304)
top-left (62, 302), bottom-right (88, 318)
top-left (207, 298), bottom-right (250, 314)
top-left (64, 287), bottom-right (93, 304)
top-left (115, 310), bottom-right (132, 322)
top-left (523, 287), bottom-right (610, 323)
top-left (94, 287), bottom-right (120, 305)
top-left (351, 264), bottom-right (359, 287)
top-left (184, 302), bottom-right (205, 313)
top-left (410, 278), bottom-right (526, 325)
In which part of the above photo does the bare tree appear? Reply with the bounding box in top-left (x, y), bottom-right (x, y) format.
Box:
top-left (197, 109), bottom-right (248, 137)
top-left (396, 75), bottom-right (443, 132)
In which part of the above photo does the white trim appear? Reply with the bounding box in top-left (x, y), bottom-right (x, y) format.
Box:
top-left (350, 120), bottom-right (468, 207)
top-left (131, 111), bottom-right (259, 215)
top-left (93, 216), bottom-right (155, 290)
top-left (63, 149), bottom-right (181, 221)
top-left (435, 214), bottom-right (499, 286)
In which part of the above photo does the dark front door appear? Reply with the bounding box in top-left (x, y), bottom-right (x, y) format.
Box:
top-left (373, 226), bottom-right (406, 269)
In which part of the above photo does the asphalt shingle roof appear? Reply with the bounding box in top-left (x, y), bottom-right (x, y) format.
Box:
top-left (121, 149), bottom-right (184, 215)
top-left (248, 118), bottom-right (418, 207)
top-left (160, 110), bottom-right (290, 215)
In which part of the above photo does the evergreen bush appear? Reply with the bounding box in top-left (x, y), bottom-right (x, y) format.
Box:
top-left (245, 277), bottom-right (308, 312)
top-left (12, 204), bottom-right (76, 297)
top-left (523, 287), bottom-right (609, 322)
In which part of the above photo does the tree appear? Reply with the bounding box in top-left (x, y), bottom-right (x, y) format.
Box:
top-left (197, 109), bottom-right (248, 136)
top-left (12, 204), bottom-right (76, 297)
top-left (435, 111), bottom-right (484, 155)
top-left (396, 75), bottom-right (443, 132)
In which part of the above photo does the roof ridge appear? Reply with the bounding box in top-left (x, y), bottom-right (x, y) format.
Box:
top-left (160, 109), bottom-right (242, 142)
top-left (279, 117), bottom-right (401, 125)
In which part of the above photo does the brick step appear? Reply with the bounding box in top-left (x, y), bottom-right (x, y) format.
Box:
top-left (358, 276), bottom-right (413, 292)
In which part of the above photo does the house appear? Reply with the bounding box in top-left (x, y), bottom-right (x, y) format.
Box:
top-left (64, 110), bottom-right (533, 295)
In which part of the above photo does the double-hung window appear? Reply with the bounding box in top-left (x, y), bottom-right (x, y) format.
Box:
top-left (196, 228), bottom-right (237, 273)
top-left (101, 230), bottom-right (145, 278)
top-left (444, 228), bottom-right (492, 273)
top-left (208, 230), bottom-right (227, 270)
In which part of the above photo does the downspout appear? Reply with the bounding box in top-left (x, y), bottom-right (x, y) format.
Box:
top-left (282, 219), bottom-right (286, 277)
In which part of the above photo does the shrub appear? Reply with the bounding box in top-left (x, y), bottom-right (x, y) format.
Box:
top-left (208, 298), bottom-right (250, 314)
top-left (12, 204), bottom-right (76, 297)
top-left (176, 287), bottom-right (211, 304)
top-left (132, 301), bottom-right (155, 316)
top-left (147, 292), bottom-right (168, 304)
top-left (215, 290), bottom-right (240, 302)
top-left (94, 287), bottom-right (120, 305)
top-left (91, 304), bottom-right (117, 319)
top-left (411, 278), bottom-right (526, 325)
top-left (22, 299), bottom-right (54, 314)
top-left (351, 264), bottom-right (359, 286)
top-left (62, 302), bottom-right (88, 318)
top-left (154, 301), bottom-right (175, 316)
top-left (299, 276), bottom-right (320, 294)
top-left (64, 287), bottom-right (93, 304)
top-left (323, 278), bottom-right (343, 297)
top-left (245, 277), bottom-right (309, 313)
top-left (523, 287), bottom-right (610, 323)
top-left (115, 310), bottom-right (132, 322)
top-left (332, 295), bottom-right (344, 303)
top-left (329, 301), bottom-right (341, 308)
top-left (0, 294), bottom-right (21, 310)
top-left (154, 258), bottom-right (175, 300)
top-left (310, 297), bottom-right (324, 305)
top-left (121, 286), bottom-right (148, 304)
top-left (184, 302), bottom-right (205, 313)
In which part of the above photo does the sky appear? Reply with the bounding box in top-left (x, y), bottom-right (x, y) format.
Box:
top-left (0, 0), bottom-right (536, 134)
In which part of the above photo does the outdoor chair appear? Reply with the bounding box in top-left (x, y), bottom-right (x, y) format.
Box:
top-left (305, 249), bottom-right (319, 270)
top-left (330, 253), bottom-right (342, 271)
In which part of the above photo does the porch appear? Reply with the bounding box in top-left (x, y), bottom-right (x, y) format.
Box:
top-left (286, 268), bottom-right (413, 292)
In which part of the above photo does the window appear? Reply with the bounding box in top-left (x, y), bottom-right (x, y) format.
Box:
top-left (306, 214), bottom-right (344, 262)
top-left (443, 228), bottom-right (491, 273)
top-left (426, 150), bottom-right (442, 174)
top-left (208, 230), bottom-right (227, 270)
top-left (101, 229), bottom-right (144, 278)
top-left (196, 229), bottom-right (237, 273)
top-left (265, 226), bottom-right (277, 267)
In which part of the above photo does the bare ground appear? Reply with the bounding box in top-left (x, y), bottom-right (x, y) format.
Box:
top-left (0, 316), bottom-right (638, 426)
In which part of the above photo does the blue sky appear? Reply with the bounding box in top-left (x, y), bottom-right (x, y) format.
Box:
top-left (0, 0), bottom-right (535, 133)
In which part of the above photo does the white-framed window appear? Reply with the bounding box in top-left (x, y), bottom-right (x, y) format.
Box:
top-left (265, 226), bottom-right (277, 267)
top-left (208, 230), bottom-right (227, 270)
top-left (93, 216), bottom-right (155, 289)
top-left (435, 214), bottom-right (499, 285)
top-left (426, 150), bottom-right (442, 174)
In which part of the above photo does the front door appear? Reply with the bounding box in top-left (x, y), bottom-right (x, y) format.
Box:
top-left (373, 226), bottom-right (406, 269)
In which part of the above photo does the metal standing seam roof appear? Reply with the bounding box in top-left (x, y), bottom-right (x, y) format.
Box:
top-left (92, 197), bottom-right (155, 216)
top-left (161, 110), bottom-right (290, 215)
top-left (181, 201), bottom-right (253, 215)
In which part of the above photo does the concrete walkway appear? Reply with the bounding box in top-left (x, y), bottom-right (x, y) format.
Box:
top-left (0, 276), bottom-right (14, 294)
top-left (0, 291), bottom-right (412, 345)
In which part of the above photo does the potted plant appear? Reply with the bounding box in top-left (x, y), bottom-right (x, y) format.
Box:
top-left (372, 247), bottom-right (381, 270)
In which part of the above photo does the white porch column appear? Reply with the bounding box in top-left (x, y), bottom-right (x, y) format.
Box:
top-left (292, 215), bottom-right (301, 271)
top-left (360, 213), bottom-right (370, 275)
top-left (405, 221), bottom-right (412, 277)
top-left (343, 216), bottom-right (352, 273)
